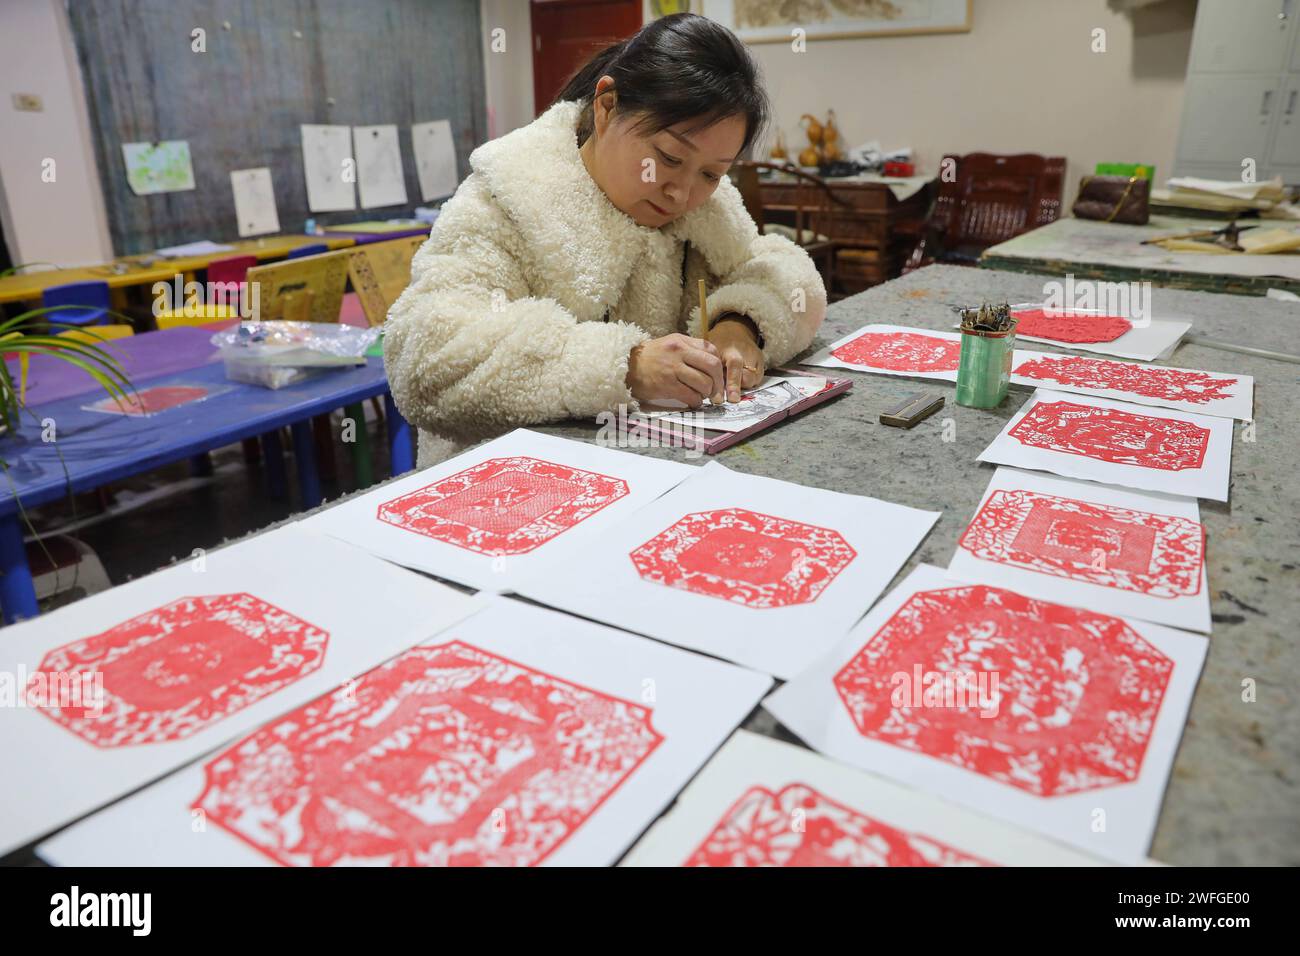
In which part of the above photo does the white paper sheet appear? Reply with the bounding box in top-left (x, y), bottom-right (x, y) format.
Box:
top-left (300, 124), bottom-right (356, 212)
top-left (1003, 305), bottom-right (1191, 362)
top-left (229, 167), bottom-right (280, 238)
top-left (412, 119), bottom-right (458, 201)
top-left (977, 389), bottom-right (1233, 502)
top-left (514, 460), bottom-right (940, 679)
top-left (806, 323), bottom-right (964, 381)
top-left (154, 240), bottom-right (234, 258)
top-left (1011, 349), bottom-right (1253, 421)
top-left (621, 730), bottom-right (1110, 866)
top-left (353, 124), bottom-right (408, 209)
top-left (37, 598), bottom-right (771, 867)
top-left (763, 564), bottom-right (1207, 864)
top-left (949, 468), bottom-right (1210, 633)
top-left (303, 428), bottom-right (697, 593)
top-left (0, 526), bottom-right (480, 858)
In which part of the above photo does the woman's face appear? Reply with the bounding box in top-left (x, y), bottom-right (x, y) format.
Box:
top-left (580, 77), bottom-right (746, 228)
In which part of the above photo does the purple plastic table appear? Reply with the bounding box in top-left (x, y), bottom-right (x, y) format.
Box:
top-left (0, 351), bottom-right (412, 624)
top-left (5, 326), bottom-right (220, 407)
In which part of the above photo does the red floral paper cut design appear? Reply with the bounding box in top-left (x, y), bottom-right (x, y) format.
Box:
top-left (1014, 354), bottom-right (1239, 406)
top-left (1009, 400), bottom-right (1210, 471)
top-left (194, 641), bottom-right (662, 867)
top-left (629, 508), bottom-right (856, 609)
top-left (87, 385), bottom-right (213, 417)
top-left (833, 585), bottom-right (1173, 796)
top-left (378, 456), bottom-right (629, 555)
top-left (686, 783), bottom-right (993, 867)
top-left (32, 594), bottom-right (328, 748)
top-left (959, 489), bottom-right (1205, 598)
top-left (1013, 309), bottom-right (1132, 343)
top-left (831, 331), bottom-right (961, 372)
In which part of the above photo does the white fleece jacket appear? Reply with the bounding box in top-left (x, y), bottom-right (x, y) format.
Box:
top-left (384, 99), bottom-right (827, 468)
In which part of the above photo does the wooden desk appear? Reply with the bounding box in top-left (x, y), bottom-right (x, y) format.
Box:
top-left (980, 214), bottom-right (1300, 297)
top-left (758, 174), bottom-right (934, 296)
top-left (0, 234), bottom-right (357, 306)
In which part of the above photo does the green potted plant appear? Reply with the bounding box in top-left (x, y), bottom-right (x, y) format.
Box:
top-left (0, 266), bottom-right (135, 436)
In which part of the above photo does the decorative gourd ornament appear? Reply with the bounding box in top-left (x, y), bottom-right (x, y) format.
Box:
top-left (770, 130), bottom-right (788, 161)
top-left (822, 110), bottom-right (842, 162)
top-left (800, 113), bottom-right (823, 147)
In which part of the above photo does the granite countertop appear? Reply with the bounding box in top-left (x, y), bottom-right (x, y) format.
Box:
top-left (25, 264), bottom-right (1288, 867)
top-left (535, 264), bottom-right (1300, 866)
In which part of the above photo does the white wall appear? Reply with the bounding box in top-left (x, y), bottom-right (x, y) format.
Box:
top-left (0, 0), bottom-right (1194, 268)
top-left (483, 0), bottom-right (1197, 197)
top-left (748, 0), bottom-right (1195, 191)
top-left (0, 0), bottom-right (113, 267)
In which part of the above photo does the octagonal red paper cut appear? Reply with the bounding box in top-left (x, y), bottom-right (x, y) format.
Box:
top-left (194, 641), bottom-right (663, 867)
top-left (832, 585), bottom-right (1173, 797)
top-left (1008, 400), bottom-right (1210, 471)
top-left (831, 331), bottom-right (961, 372)
top-left (377, 456), bottom-right (629, 556)
top-left (959, 489), bottom-right (1205, 598)
top-left (1012, 309), bottom-right (1132, 343)
top-left (686, 783), bottom-right (992, 867)
top-left (32, 593), bottom-right (328, 748)
top-left (1013, 355), bottom-right (1239, 406)
top-left (629, 508), bottom-right (856, 609)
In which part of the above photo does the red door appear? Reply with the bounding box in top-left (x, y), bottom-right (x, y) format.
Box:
top-left (531, 0), bottom-right (643, 117)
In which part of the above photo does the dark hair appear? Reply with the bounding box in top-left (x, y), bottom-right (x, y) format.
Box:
top-left (555, 13), bottom-right (769, 159)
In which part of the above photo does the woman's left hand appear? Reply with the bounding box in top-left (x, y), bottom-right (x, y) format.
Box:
top-left (706, 315), bottom-right (765, 403)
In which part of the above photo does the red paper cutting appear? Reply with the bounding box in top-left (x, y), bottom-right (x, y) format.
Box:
top-left (629, 508), bottom-right (856, 609)
top-left (87, 385), bottom-right (213, 416)
top-left (1008, 400), bottom-right (1210, 471)
top-left (832, 585), bottom-right (1173, 796)
top-left (1014, 354), bottom-right (1239, 406)
top-left (194, 641), bottom-right (663, 867)
top-left (32, 594), bottom-right (328, 748)
top-left (378, 456), bottom-right (629, 555)
top-left (1013, 309), bottom-right (1132, 343)
top-left (685, 783), bottom-right (993, 867)
top-left (959, 489), bottom-right (1205, 598)
top-left (831, 331), bottom-right (961, 372)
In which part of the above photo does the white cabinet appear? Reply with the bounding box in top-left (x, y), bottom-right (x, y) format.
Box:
top-left (1178, 74), bottom-right (1278, 166)
top-left (1271, 75), bottom-right (1300, 178)
top-left (1175, 0), bottom-right (1300, 183)
top-left (1188, 0), bottom-right (1294, 73)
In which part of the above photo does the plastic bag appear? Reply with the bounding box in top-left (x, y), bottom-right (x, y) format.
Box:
top-left (210, 321), bottom-right (380, 368)
top-left (212, 321), bottom-right (380, 389)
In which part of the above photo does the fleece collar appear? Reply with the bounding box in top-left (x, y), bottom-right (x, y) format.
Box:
top-left (468, 100), bottom-right (758, 315)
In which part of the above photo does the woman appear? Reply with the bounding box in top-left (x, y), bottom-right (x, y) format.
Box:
top-left (385, 13), bottom-right (827, 468)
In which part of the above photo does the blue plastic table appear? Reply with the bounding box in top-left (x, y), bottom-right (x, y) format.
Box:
top-left (0, 357), bottom-right (412, 623)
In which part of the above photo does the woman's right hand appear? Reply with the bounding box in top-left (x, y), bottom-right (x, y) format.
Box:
top-left (626, 333), bottom-right (727, 408)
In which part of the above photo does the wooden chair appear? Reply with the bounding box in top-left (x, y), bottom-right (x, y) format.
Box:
top-left (904, 152), bottom-right (1065, 272)
top-left (730, 161), bottom-right (845, 296)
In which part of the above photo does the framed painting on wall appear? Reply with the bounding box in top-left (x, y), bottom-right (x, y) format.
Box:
top-left (700, 0), bottom-right (972, 43)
